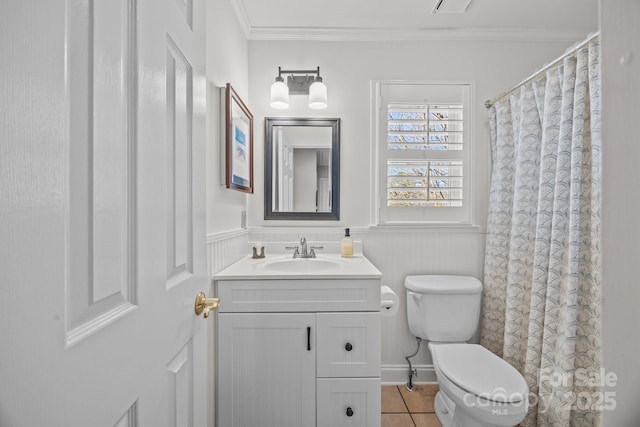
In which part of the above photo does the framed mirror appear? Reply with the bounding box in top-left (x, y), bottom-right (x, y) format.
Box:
top-left (265, 117), bottom-right (340, 220)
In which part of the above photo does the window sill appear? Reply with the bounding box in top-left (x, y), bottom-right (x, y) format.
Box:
top-left (369, 222), bottom-right (485, 233)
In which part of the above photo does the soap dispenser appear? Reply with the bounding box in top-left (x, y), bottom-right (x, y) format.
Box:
top-left (341, 228), bottom-right (353, 258)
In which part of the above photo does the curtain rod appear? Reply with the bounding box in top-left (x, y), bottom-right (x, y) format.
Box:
top-left (484, 32), bottom-right (600, 109)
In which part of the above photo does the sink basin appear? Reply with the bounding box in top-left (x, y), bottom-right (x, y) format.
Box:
top-left (261, 257), bottom-right (343, 273)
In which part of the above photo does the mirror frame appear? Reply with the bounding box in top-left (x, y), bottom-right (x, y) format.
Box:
top-left (265, 117), bottom-right (340, 220)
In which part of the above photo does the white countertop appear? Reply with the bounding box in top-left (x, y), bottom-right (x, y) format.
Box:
top-left (213, 253), bottom-right (383, 281)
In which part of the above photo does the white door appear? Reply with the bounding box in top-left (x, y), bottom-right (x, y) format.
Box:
top-left (0, 1), bottom-right (210, 426)
top-left (318, 178), bottom-right (330, 213)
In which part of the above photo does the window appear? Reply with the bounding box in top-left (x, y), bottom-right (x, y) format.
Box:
top-left (376, 83), bottom-right (471, 224)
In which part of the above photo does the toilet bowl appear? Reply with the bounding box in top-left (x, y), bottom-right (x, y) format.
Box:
top-left (429, 343), bottom-right (528, 427)
top-left (404, 275), bottom-right (529, 427)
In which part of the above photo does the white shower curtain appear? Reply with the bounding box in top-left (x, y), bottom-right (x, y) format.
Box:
top-left (481, 37), bottom-right (602, 427)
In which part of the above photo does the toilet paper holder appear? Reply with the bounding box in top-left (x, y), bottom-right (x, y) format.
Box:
top-left (380, 285), bottom-right (399, 316)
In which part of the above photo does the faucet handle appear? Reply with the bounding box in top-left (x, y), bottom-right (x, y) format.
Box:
top-left (285, 245), bottom-right (300, 258)
top-left (309, 246), bottom-right (323, 258)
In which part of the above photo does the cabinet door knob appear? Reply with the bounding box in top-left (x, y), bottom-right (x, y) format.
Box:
top-left (345, 342), bottom-right (353, 351)
top-left (346, 407), bottom-right (354, 417)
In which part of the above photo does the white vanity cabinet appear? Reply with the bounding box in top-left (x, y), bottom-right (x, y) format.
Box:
top-left (215, 276), bottom-right (382, 427)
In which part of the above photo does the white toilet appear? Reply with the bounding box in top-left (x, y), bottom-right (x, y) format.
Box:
top-left (405, 275), bottom-right (529, 427)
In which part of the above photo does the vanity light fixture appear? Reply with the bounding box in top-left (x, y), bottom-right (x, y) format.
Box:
top-left (270, 66), bottom-right (328, 110)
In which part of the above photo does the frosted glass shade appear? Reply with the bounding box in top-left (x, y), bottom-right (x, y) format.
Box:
top-left (308, 81), bottom-right (327, 109)
top-left (270, 80), bottom-right (289, 109)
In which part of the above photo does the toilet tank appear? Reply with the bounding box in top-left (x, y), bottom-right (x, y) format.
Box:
top-left (404, 275), bottom-right (482, 342)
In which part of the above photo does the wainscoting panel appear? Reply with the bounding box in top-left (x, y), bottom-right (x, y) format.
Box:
top-left (362, 228), bottom-right (485, 368)
top-left (247, 226), bottom-right (485, 369)
top-left (207, 229), bottom-right (250, 275)
top-left (211, 226), bottom-right (484, 381)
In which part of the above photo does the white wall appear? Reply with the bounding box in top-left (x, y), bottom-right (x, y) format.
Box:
top-left (205, 4), bottom-right (252, 427)
top-left (247, 39), bottom-right (586, 230)
top-left (601, 1), bottom-right (640, 423)
top-left (246, 38), bottom-right (589, 378)
top-left (205, 0), bottom-right (250, 235)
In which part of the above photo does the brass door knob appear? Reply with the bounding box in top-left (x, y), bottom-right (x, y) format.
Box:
top-left (194, 291), bottom-right (220, 318)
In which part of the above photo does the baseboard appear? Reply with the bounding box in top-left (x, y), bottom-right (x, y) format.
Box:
top-left (381, 364), bottom-right (436, 385)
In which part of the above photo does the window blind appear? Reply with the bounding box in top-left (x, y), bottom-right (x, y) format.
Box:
top-left (386, 104), bottom-right (464, 208)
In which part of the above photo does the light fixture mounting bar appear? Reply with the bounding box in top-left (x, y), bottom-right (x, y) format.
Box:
top-left (432, 0), bottom-right (472, 13)
top-left (277, 66), bottom-right (321, 76)
top-left (278, 66), bottom-right (323, 94)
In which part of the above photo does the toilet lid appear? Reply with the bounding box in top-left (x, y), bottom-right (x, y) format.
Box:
top-left (431, 344), bottom-right (528, 403)
top-left (404, 275), bottom-right (482, 294)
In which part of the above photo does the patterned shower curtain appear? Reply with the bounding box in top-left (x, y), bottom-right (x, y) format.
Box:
top-left (480, 38), bottom-right (601, 427)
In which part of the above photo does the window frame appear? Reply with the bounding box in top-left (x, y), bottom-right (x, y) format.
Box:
top-left (371, 80), bottom-right (473, 226)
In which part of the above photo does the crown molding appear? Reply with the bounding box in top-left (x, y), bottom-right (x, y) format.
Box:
top-left (245, 27), bottom-right (594, 42)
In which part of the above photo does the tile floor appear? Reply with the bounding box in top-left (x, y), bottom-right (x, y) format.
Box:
top-left (381, 384), bottom-right (442, 427)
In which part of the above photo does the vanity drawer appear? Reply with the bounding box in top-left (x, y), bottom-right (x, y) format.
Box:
top-left (317, 377), bottom-right (381, 427)
top-left (316, 312), bottom-right (381, 378)
top-left (216, 279), bottom-right (381, 313)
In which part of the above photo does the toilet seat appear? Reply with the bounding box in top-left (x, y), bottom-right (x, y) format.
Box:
top-left (430, 343), bottom-right (527, 403)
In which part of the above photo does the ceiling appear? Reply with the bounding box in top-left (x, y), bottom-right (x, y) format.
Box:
top-left (231, 0), bottom-right (599, 41)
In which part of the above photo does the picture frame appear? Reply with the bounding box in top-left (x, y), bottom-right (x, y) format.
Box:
top-left (225, 83), bottom-right (254, 193)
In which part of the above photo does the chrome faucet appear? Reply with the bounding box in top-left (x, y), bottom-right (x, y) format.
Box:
top-left (286, 237), bottom-right (323, 258)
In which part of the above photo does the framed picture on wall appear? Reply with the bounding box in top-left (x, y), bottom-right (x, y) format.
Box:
top-left (225, 83), bottom-right (254, 193)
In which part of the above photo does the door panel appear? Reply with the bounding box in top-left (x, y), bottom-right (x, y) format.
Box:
top-left (66, 0), bottom-right (137, 347)
top-left (167, 340), bottom-right (195, 427)
top-left (0, 0), bottom-right (209, 425)
top-left (166, 34), bottom-right (195, 290)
